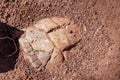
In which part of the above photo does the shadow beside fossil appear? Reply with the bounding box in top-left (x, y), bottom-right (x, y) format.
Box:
top-left (0, 22), bottom-right (24, 73)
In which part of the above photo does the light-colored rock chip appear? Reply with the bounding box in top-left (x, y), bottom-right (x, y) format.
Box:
top-left (46, 48), bottom-right (63, 69)
top-left (31, 39), bottom-right (54, 53)
top-left (37, 51), bottom-right (50, 66)
top-left (48, 29), bottom-right (70, 50)
top-left (32, 60), bottom-right (42, 68)
top-left (65, 25), bottom-right (81, 44)
top-left (35, 18), bottom-right (58, 32)
top-left (26, 27), bottom-right (47, 42)
top-left (51, 17), bottom-right (70, 26)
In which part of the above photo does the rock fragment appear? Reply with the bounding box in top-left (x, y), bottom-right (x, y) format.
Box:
top-left (65, 25), bottom-right (81, 45)
top-left (31, 39), bottom-right (54, 53)
top-left (48, 29), bottom-right (70, 50)
top-left (34, 18), bottom-right (58, 32)
top-left (46, 48), bottom-right (63, 69)
top-left (37, 51), bottom-right (50, 66)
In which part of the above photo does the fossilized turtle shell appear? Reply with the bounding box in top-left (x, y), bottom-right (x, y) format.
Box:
top-left (19, 17), bottom-right (81, 70)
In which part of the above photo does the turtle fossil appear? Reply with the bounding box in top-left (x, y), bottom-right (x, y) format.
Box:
top-left (19, 17), bottom-right (81, 70)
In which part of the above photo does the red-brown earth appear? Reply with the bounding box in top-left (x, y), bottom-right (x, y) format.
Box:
top-left (0, 0), bottom-right (120, 80)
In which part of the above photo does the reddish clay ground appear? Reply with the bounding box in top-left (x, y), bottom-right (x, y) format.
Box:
top-left (0, 0), bottom-right (120, 80)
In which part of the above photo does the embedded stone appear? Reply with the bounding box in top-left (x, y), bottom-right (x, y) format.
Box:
top-left (26, 27), bottom-right (47, 42)
top-left (46, 48), bottom-right (63, 69)
top-left (48, 29), bottom-right (70, 50)
top-left (27, 56), bottom-right (33, 63)
top-left (27, 51), bottom-right (34, 56)
top-left (51, 17), bottom-right (70, 26)
top-left (29, 55), bottom-right (38, 62)
top-left (34, 18), bottom-right (58, 32)
top-left (31, 39), bottom-right (54, 53)
top-left (65, 25), bottom-right (81, 45)
top-left (19, 38), bottom-right (32, 53)
top-left (63, 51), bottom-right (69, 61)
top-left (32, 60), bottom-right (42, 68)
top-left (37, 51), bottom-right (50, 66)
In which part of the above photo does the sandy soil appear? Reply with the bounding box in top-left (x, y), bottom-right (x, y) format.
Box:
top-left (0, 0), bottom-right (120, 80)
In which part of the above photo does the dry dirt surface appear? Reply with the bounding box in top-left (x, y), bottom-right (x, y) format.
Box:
top-left (0, 0), bottom-right (120, 80)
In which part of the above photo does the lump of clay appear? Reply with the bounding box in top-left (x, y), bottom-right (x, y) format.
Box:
top-left (19, 17), bottom-right (81, 70)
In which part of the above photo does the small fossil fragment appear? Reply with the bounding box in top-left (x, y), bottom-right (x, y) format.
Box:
top-left (19, 17), bottom-right (81, 70)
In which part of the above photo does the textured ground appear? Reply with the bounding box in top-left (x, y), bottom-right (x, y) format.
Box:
top-left (0, 0), bottom-right (120, 80)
